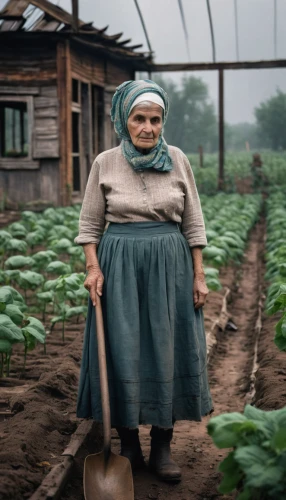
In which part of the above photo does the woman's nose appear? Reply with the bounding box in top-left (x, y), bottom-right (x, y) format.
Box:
top-left (142, 121), bottom-right (152, 133)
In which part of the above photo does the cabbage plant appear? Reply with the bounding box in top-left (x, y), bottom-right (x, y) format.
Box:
top-left (208, 405), bottom-right (286, 499)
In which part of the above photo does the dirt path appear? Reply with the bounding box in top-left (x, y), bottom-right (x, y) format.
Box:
top-left (60, 221), bottom-right (265, 500)
top-left (125, 221), bottom-right (264, 500)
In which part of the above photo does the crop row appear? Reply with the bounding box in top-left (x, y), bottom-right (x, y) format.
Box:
top-left (0, 206), bottom-right (89, 376)
top-left (0, 194), bottom-right (261, 376)
top-left (188, 152), bottom-right (286, 195)
top-left (207, 189), bottom-right (286, 499)
top-left (265, 191), bottom-right (286, 351)
top-left (201, 193), bottom-right (261, 290)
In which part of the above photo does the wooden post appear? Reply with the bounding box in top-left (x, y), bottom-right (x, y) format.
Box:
top-left (57, 40), bottom-right (72, 206)
top-left (198, 145), bottom-right (204, 168)
top-left (218, 68), bottom-right (224, 191)
top-left (71, 0), bottom-right (79, 33)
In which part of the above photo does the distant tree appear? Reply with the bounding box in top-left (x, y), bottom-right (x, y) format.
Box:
top-left (153, 74), bottom-right (218, 153)
top-left (255, 89), bottom-right (286, 150)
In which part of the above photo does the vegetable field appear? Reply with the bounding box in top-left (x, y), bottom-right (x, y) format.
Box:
top-left (0, 179), bottom-right (286, 500)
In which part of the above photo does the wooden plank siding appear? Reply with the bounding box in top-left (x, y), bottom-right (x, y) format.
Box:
top-left (70, 46), bottom-right (105, 86)
top-left (105, 60), bottom-right (134, 86)
top-left (0, 45), bottom-right (57, 83)
top-left (0, 159), bottom-right (60, 206)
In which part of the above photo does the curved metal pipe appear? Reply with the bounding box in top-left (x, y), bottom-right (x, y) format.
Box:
top-left (178, 0), bottom-right (191, 61)
top-left (134, 0), bottom-right (153, 55)
top-left (206, 0), bottom-right (216, 62)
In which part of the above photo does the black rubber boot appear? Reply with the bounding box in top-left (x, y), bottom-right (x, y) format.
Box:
top-left (116, 427), bottom-right (145, 470)
top-left (149, 426), bottom-right (181, 482)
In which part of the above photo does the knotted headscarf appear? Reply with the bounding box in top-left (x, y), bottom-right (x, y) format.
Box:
top-left (111, 80), bottom-right (173, 172)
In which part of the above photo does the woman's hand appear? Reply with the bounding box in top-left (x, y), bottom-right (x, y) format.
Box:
top-left (193, 273), bottom-right (209, 309)
top-left (84, 265), bottom-right (104, 306)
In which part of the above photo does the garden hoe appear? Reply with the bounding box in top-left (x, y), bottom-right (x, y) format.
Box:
top-left (83, 296), bottom-right (134, 500)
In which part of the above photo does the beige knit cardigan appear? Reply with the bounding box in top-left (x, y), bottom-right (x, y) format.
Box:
top-left (75, 145), bottom-right (207, 248)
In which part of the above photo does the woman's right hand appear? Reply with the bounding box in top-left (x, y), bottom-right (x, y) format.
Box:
top-left (84, 265), bottom-right (104, 306)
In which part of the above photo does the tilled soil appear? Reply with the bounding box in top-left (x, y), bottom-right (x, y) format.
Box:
top-left (0, 325), bottom-right (86, 500)
top-left (254, 312), bottom-right (286, 411)
top-left (1, 219), bottom-right (285, 500)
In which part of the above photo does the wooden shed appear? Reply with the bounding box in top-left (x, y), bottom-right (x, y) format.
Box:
top-left (0, 0), bottom-right (151, 207)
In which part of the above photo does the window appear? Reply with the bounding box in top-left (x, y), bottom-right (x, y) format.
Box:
top-left (0, 101), bottom-right (28, 157)
top-left (72, 79), bottom-right (79, 103)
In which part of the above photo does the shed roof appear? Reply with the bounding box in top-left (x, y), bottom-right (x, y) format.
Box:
top-left (0, 0), bottom-right (152, 66)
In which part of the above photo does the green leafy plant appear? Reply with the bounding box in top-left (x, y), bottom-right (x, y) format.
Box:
top-left (21, 316), bottom-right (46, 371)
top-left (46, 261), bottom-right (72, 275)
top-left (47, 273), bottom-right (86, 342)
top-left (5, 255), bottom-right (35, 270)
top-left (0, 287), bottom-right (25, 376)
top-left (208, 405), bottom-right (286, 499)
top-left (204, 267), bottom-right (222, 291)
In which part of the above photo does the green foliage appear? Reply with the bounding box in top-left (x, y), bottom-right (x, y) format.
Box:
top-left (202, 193), bottom-right (261, 268)
top-left (49, 273), bottom-right (86, 342)
top-left (265, 192), bottom-right (286, 351)
top-left (204, 267), bottom-right (221, 291)
top-left (49, 238), bottom-right (73, 254)
top-left (0, 284), bottom-right (47, 375)
top-left (31, 250), bottom-right (57, 271)
top-left (8, 222), bottom-right (27, 239)
top-left (255, 90), bottom-right (286, 150)
top-left (5, 255), bottom-right (35, 270)
top-left (187, 151), bottom-right (286, 195)
top-left (5, 238), bottom-right (28, 254)
top-left (208, 405), bottom-right (286, 499)
top-left (46, 261), bottom-right (72, 275)
top-left (153, 74), bottom-right (217, 153)
top-left (16, 270), bottom-right (44, 290)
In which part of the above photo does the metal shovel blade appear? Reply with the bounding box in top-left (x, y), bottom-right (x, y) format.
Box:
top-left (83, 298), bottom-right (134, 500)
top-left (84, 451), bottom-right (134, 500)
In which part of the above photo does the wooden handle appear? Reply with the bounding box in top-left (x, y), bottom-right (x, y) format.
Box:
top-left (94, 297), bottom-right (111, 458)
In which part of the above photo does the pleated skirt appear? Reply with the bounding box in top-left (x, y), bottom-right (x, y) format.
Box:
top-left (77, 222), bottom-right (213, 428)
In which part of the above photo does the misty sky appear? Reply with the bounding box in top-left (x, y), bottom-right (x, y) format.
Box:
top-left (3, 0), bottom-right (285, 124)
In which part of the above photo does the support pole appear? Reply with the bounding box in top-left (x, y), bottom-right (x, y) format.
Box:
top-left (72, 0), bottom-right (79, 33)
top-left (218, 69), bottom-right (224, 191)
top-left (198, 145), bottom-right (204, 168)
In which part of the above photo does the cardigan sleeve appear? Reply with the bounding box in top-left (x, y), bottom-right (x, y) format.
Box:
top-left (74, 160), bottom-right (106, 245)
top-left (181, 154), bottom-right (207, 248)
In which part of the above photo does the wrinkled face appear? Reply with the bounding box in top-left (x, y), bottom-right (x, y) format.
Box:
top-left (127, 102), bottom-right (163, 152)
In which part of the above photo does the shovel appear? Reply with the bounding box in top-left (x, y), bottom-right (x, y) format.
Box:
top-left (83, 296), bottom-right (134, 500)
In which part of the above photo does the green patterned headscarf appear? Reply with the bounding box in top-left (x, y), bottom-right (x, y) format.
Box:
top-left (111, 80), bottom-right (173, 172)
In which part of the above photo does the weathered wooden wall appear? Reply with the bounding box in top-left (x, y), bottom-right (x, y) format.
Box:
top-left (34, 86), bottom-right (59, 159)
top-left (0, 43), bottom-right (57, 83)
top-left (0, 159), bottom-right (60, 206)
top-left (70, 47), bottom-right (105, 86)
top-left (0, 38), bottom-right (135, 207)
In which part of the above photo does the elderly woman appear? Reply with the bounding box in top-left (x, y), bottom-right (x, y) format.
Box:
top-left (75, 80), bottom-right (212, 482)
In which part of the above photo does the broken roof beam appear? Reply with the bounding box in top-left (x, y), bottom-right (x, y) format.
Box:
top-left (0, 17), bottom-right (25, 31)
top-left (0, 0), bottom-right (29, 16)
top-left (28, 0), bottom-right (83, 28)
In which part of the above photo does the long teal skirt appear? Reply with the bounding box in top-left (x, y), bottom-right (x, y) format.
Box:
top-left (77, 222), bottom-right (213, 428)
